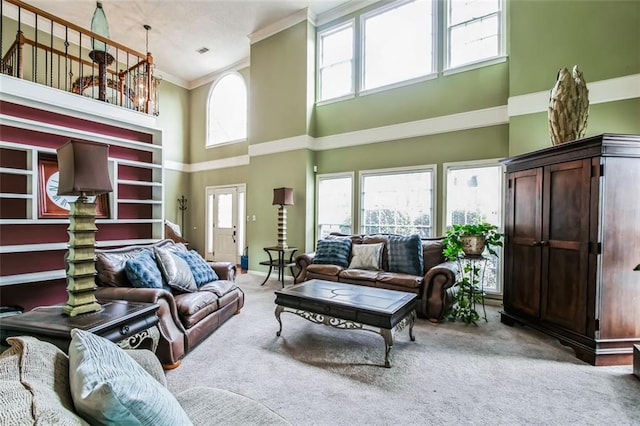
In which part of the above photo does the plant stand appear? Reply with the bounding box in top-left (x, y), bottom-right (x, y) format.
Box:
top-left (449, 254), bottom-right (489, 325)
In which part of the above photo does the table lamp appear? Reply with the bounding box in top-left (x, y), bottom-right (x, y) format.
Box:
top-left (57, 139), bottom-right (112, 316)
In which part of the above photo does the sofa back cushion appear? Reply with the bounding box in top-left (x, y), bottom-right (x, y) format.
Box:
top-left (96, 240), bottom-right (185, 287)
top-left (387, 234), bottom-right (424, 276)
top-left (421, 238), bottom-right (446, 271)
top-left (314, 238), bottom-right (352, 268)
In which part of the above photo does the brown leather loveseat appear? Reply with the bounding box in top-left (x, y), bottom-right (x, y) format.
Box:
top-left (94, 239), bottom-right (244, 368)
top-left (295, 234), bottom-right (457, 322)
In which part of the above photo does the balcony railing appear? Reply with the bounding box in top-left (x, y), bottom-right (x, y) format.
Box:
top-left (1, 0), bottom-right (159, 115)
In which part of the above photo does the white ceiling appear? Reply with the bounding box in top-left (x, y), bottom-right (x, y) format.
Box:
top-left (22, 0), bottom-right (366, 88)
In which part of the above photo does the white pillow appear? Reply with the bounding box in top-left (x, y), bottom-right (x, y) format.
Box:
top-left (348, 243), bottom-right (384, 270)
top-left (68, 329), bottom-right (193, 426)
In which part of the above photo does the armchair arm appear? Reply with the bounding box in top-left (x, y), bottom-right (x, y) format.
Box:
top-left (422, 261), bottom-right (459, 322)
top-left (294, 252), bottom-right (315, 284)
top-left (208, 262), bottom-right (236, 282)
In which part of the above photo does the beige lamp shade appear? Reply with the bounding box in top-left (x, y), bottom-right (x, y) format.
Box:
top-left (57, 140), bottom-right (112, 196)
top-left (272, 187), bottom-right (294, 206)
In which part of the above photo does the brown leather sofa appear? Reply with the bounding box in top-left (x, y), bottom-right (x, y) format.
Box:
top-left (295, 234), bottom-right (458, 322)
top-left (94, 239), bottom-right (244, 368)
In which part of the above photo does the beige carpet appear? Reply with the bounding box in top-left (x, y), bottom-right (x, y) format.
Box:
top-left (166, 274), bottom-right (640, 425)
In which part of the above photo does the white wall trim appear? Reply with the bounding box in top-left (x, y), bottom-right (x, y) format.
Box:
top-left (248, 135), bottom-right (314, 157)
top-left (164, 160), bottom-right (188, 172)
top-left (248, 8), bottom-right (314, 44)
top-left (508, 73), bottom-right (640, 117)
top-left (314, 106), bottom-right (509, 151)
top-left (188, 155), bottom-right (250, 173)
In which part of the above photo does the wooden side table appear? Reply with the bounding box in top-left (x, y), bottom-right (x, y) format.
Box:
top-left (259, 246), bottom-right (298, 287)
top-left (0, 299), bottom-right (159, 353)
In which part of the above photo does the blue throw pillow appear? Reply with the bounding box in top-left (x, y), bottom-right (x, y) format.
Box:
top-left (174, 250), bottom-right (218, 287)
top-left (387, 234), bottom-right (424, 276)
top-left (124, 250), bottom-right (165, 289)
top-left (313, 238), bottom-right (352, 268)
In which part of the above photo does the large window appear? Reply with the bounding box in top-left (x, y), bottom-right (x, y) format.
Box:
top-left (316, 173), bottom-right (353, 238)
top-left (360, 166), bottom-right (435, 237)
top-left (206, 73), bottom-right (247, 147)
top-left (317, 0), bottom-right (505, 103)
top-left (446, 0), bottom-right (503, 69)
top-left (361, 0), bottom-right (434, 91)
top-left (444, 161), bottom-right (504, 292)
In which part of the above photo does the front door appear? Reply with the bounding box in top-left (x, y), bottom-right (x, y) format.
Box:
top-left (205, 185), bottom-right (245, 263)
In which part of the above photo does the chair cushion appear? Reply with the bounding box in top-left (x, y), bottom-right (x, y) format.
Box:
top-left (174, 250), bottom-right (219, 287)
top-left (313, 238), bottom-right (352, 267)
top-left (154, 246), bottom-right (197, 293)
top-left (387, 234), bottom-right (424, 276)
top-left (348, 242), bottom-right (383, 270)
top-left (124, 250), bottom-right (165, 289)
top-left (68, 329), bottom-right (192, 425)
top-left (0, 336), bottom-right (85, 425)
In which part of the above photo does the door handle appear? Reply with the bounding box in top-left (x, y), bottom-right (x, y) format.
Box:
top-left (232, 230), bottom-right (236, 243)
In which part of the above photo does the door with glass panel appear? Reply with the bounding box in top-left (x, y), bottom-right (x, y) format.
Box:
top-left (205, 185), bottom-right (245, 264)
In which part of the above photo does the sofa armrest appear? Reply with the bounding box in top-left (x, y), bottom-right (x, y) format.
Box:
top-left (96, 287), bottom-right (187, 365)
top-left (208, 262), bottom-right (236, 282)
top-left (422, 261), bottom-right (459, 322)
top-left (294, 252), bottom-right (315, 283)
top-left (125, 349), bottom-right (167, 387)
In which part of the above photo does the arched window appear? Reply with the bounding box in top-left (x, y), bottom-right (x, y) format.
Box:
top-left (207, 73), bottom-right (247, 146)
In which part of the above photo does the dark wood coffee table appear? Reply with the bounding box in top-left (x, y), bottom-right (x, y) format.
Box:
top-left (274, 279), bottom-right (417, 367)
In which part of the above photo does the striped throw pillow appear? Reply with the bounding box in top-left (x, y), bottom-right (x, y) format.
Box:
top-left (313, 239), bottom-right (352, 267)
top-left (387, 234), bottom-right (424, 276)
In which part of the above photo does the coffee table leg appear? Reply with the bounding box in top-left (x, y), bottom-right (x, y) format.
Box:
top-left (409, 310), bottom-right (416, 341)
top-left (275, 305), bottom-right (284, 336)
top-left (380, 328), bottom-right (393, 368)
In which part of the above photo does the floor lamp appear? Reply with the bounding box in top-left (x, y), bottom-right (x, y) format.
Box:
top-left (57, 140), bottom-right (112, 317)
top-left (272, 187), bottom-right (294, 249)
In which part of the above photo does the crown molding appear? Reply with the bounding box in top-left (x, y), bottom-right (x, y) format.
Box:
top-left (248, 8), bottom-right (314, 45)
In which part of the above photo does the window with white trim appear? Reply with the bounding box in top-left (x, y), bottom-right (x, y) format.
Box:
top-left (444, 161), bottom-right (504, 292)
top-left (360, 166), bottom-right (435, 237)
top-left (206, 73), bottom-right (247, 147)
top-left (361, 0), bottom-right (435, 92)
top-left (317, 21), bottom-right (354, 102)
top-left (446, 0), bottom-right (504, 69)
top-left (317, 173), bottom-right (353, 238)
top-left (316, 0), bottom-right (505, 103)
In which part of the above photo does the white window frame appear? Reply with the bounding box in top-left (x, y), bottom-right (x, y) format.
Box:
top-left (316, 20), bottom-right (356, 104)
top-left (359, 0), bottom-right (438, 96)
top-left (442, 159), bottom-right (505, 294)
top-left (443, 0), bottom-right (507, 74)
top-left (206, 72), bottom-right (248, 148)
top-left (316, 172), bottom-right (354, 239)
top-left (359, 165), bottom-right (437, 237)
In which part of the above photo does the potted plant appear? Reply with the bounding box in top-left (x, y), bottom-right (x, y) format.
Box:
top-left (442, 223), bottom-right (504, 325)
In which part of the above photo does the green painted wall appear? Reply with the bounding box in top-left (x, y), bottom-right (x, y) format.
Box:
top-left (509, 0), bottom-right (640, 96)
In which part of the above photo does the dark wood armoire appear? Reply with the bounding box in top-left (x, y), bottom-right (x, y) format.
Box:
top-left (500, 133), bottom-right (640, 366)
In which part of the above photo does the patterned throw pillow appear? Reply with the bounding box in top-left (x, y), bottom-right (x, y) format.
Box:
top-left (313, 238), bottom-right (352, 268)
top-left (387, 234), bottom-right (424, 276)
top-left (174, 250), bottom-right (218, 287)
top-left (154, 247), bottom-right (197, 293)
top-left (68, 329), bottom-right (193, 425)
top-left (348, 243), bottom-right (384, 270)
top-left (124, 250), bottom-right (165, 289)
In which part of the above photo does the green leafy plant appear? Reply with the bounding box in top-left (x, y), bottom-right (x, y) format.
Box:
top-left (442, 223), bottom-right (504, 325)
top-left (442, 222), bottom-right (503, 261)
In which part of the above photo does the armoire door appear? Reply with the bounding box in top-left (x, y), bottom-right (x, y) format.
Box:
top-left (539, 159), bottom-right (591, 333)
top-left (504, 168), bottom-right (543, 318)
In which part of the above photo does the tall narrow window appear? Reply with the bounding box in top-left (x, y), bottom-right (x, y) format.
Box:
top-left (317, 21), bottom-right (354, 102)
top-left (361, 0), bottom-right (434, 91)
top-left (446, 0), bottom-right (503, 69)
top-left (360, 167), bottom-right (435, 237)
top-left (317, 173), bottom-right (353, 238)
top-left (207, 73), bottom-right (247, 147)
top-left (444, 162), bottom-right (504, 292)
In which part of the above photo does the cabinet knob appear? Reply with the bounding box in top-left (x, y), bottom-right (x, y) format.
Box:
top-left (120, 325), bottom-right (130, 335)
